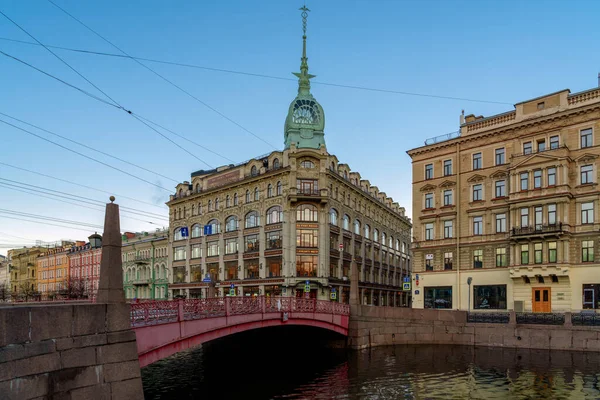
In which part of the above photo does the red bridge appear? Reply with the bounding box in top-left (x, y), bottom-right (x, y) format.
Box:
top-left (131, 296), bottom-right (350, 367)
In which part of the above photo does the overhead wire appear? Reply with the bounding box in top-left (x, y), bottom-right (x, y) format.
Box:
top-left (0, 36), bottom-right (512, 106)
top-left (46, 0), bottom-right (279, 148)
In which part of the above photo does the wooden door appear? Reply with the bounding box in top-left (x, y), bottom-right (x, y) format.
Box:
top-left (532, 287), bottom-right (551, 313)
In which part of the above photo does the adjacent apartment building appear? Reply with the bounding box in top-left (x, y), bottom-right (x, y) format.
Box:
top-left (7, 246), bottom-right (46, 297)
top-left (408, 85), bottom-right (600, 312)
top-left (68, 233), bottom-right (103, 299)
top-left (166, 22), bottom-right (412, 304)
top-left (37, 245), bottom-right (73, 295)
top-left (122, 230), bottom-right (169, 300)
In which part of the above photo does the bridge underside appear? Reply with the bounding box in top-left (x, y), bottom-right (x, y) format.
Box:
top-left (135, 312), bottom-right (349, 367)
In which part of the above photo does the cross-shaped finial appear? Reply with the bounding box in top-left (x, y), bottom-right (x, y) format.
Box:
top-left (299, 5), bottom-right (310, 35)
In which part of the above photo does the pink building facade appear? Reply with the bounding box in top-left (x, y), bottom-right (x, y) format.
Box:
top-left (67, 233), bottom-right (102, 299)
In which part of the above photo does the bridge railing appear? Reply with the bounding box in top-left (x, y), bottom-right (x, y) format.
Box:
top-left (131, 296), bottom-right (350, 327)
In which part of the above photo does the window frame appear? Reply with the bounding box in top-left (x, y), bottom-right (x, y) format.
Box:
top-left (443, 159), bottom-right (452, 176)
top-left (581, 165), bottom-right (593, 185)
top-left (425, 163), bottom-right (433, 180)
top-left (472, 152), bottom-right (482, 170)
top-left (580, 128), bottom-right (593, 149)
top-left (495, 148), bottom-right (505, 166)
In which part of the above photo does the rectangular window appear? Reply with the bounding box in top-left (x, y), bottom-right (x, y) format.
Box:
top-left (443, 159), bottom-right (452, 176)
top-left (473, 285), bottom-right (507, 310)
top-left (267, 258), bottom-right (282, 277)
top-left (297, 229), bottom-right (319, 248)
top-left (548, 241), bottom-right (557, 263)
top-left (425, 193), bottom-right (434, 209)
top-left (225, 261), bottom-right (237, 280)
top-left (582, 202), bottom-right (594, 224)
top-left (297, 179), bottom-right (318, 195)
top-left (473, 152), bottom-right (482, 170)
top-left (548, 204), bottom-right (556, 225)
top-left (245, 234), bottom-right (259, 252)
top-left (496, 248), bottom-right (507, 267)
top-left (520, 172), bottom-right (528, 191)
top-left (548, 167), bottom-right (556, 186)
top-left (534, 243), bottom-right (543, 264)
top-left (521, 244), bottom-right (529, 265)
top-left (495, 180), bottom-right (506, 198)
top-left (523, 141), bottom-right (532, 155)
top-left (495, 148), bottom-right (505, 165)
top-left (550, 135), bottom-right (559, 149)
top-left (191, 244), bottom-right (202, 259)
top-left (296, 255), bottom-right (317, 277)
top-left (425, 164), bottom-right (433, 180)
top-left (520, 208), bottom-right (529, 227)
top-left (534, 170), bottom-right (542, 188)
top-left (581, 165), bottom-right (593, 184)
top-left (473, 216), bottom-right (483, 235)
top-left (581, 128), bottom-right (593, 148)
top-left (425, 223), bottom-right (434, 241)
top-left (444, 252), bottom-right (453, 270)
top-left (534, 206), bottom-right (543, 230)
top-left (496, 213), bottom-right (506, 233)
top-left (267, 231), bottom-right (282, 249)
top-left (424, 286), bottom-right (452, 309)
top-left (473, 184), bottom-right (482, 201)
top-left (443, 190), bottom-right (452, 206)
top-left (473, 249), bottom-right (483, 268)
top-left (537, 139), bottom-right (546, 152)
top-left (174, 246), bottom-right (186, 261)
top-left (207, 241), bottom-right (219, 257)
top-left (443, 220), bottom-right (453, 238)
top-left (582, 240), bottom-right (595, 262)
top-left (583, 284), bottom-right (600, 310)
top-left (425, 259), bottom-right (433, 271)
top-left (225, 238), bottom-right (238, 254)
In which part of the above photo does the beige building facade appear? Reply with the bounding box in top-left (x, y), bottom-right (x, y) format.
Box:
top-left (166, 20), bottom-right (412, 304)
top-left (408, 86), bottom-right (600, 312)
top-left (122, 230), bottom-right (169, 300)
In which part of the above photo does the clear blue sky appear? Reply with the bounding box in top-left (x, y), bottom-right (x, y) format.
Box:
top-left (1, 0), bottom-right (599, 255)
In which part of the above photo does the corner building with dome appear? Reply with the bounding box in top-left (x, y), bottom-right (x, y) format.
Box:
top-left (166, 14), bottom-right (412, 305)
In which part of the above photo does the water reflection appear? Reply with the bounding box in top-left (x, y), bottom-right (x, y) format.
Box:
top-left (142, 329), bottom-right (600, 399)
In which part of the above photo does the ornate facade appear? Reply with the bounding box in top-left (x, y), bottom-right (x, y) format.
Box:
top-left (122, 230), bottom-right (169, 300)
top-left (166, 11), bottom-right (412, 304)
top-left (408, 86), bottom-right (600, 312)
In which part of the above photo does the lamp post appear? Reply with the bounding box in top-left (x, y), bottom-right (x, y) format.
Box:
top-left (467, 277), bottom-right (473, 313)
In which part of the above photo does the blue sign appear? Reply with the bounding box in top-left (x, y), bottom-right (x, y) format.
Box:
top-left (203, 225), bottom-right (212, 235)
top-left (415, 290), bottom-right (420, 295)
top-left (305, 280), bottom-right (310, 285)
top-left (180, 227), bottom-right (189, 237)
top-left (331, 288), bottom-right (336, 292)
top-left (415, 274), bottom-right (420, 280)
top-left (230, 284), bottom-right (234, 289)
top-left (403, 276), bottom-right (410, 283)
top-left (202, 273), bottom-right (211, 283)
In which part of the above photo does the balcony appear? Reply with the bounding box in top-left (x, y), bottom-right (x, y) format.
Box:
top-left (510, 223), bottom-right (567, 240)
top-left (288, 187), bottom-right (328, 204)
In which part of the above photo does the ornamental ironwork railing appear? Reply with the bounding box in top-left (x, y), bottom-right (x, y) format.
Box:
top-left (511, 223), bottom-right (564, 237)
top-left (130, 296), bottom-right (350, 327)
top-left (467, 312), bottom-right (510, 324)
top-left (516, 312), bottom-right (565, 325)
top-left (572, 311), bottom-right (600, 326)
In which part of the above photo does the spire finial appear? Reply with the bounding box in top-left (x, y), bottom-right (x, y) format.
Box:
top-left (294, 4), bottom-right (314, 95)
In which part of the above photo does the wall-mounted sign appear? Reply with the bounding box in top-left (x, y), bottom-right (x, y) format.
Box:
top-left (425, 254), bottom-right (434, 260)
top-left (403, 282), bottom-right (411, 291)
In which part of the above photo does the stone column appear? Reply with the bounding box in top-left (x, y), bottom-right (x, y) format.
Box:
top-left (97, 197), bottom-right (125, 303)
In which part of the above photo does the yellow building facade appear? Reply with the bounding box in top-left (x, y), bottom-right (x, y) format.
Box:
top-left (408, 86), bottom-right (600, 312)
top-left (7, 246), bottom-right (45, 298)
top-left (37, 246), bottom-right (72, 295)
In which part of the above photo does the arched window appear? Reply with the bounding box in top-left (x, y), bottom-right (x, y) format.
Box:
top-left (267, 184), bottom-right (273, 198)
top-left (343, 214), bottom-right (350, 230)
top-left (344, 171), bottom-right (348, 180)
top-left (277, 181), bottom-right (282, 196)
top-left (254, 187), bottom-right (259, 201)
top-left (354, 219), bottom-right (361, 235)
top-left (389, 236), bottom-right (394, 248)
top-left (374, 229), bottom-right (379, 242)
top-left (215, 198), bottom-right (220, 210)
top-left (225, 216), bottom-right (238, 232)
top-left (207, 219), bottom-right (220, 234)
top-left (198, 203), bottom-right (202, 215)
top-left (273, 158), bottom-right (280, 169)
top-left (382, 232), bottom-right (386, 246)
top-left (396, 239), bottom-right (400, 251)
top-left (245, 190), bottom-right (250, 203)
top-left (266, 206), bottom-right (283, 224)
top-left (297, 204), bottom-right (318, 222)
top-left (329, 208), bottom-right (338, 225)
top-left (251, 165), bottom-right (258, 176)
top-left (226, 195), bottom-right (230, 208)
top-left (173, 227), bottom-right (185, 241)
top-left (233, 193), bottom-right (238, 206)
top-left (178, 188), bottom-right (183, 198)
top-left (330, 161), bottom-right (335, 171)
top-left (191, 224), bottom-right (202, 238)
top-left (208, 200), bottom-right (213, 211)
top-left (195, 183), bottom-right (200, 193)
top-left (300, 160), bottom-right (315, 169)
top-left (245, 211), bottom-right (260, 228)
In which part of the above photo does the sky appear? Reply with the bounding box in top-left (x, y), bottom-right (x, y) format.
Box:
top-left (1, 0), bottom-right (600, 255)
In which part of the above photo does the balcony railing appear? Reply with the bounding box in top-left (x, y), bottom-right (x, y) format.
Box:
top-left (296, 188), bottom-right (320, 196)
top-left (511, 223), bottom-right (564, 237)
top-left (572, 311), bottom-right (600, 326)
top-left (467, 312), bottom-right (510, 324)
top-left (516, 312), bottom-right (565, 325)
top-left (511, 144), bottom-right (568, 158)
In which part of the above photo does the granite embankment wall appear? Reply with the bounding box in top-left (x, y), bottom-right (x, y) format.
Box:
top-left (0, 303), bottom-right (143, 400)
top-left (348, 305), bottom-right (600, 352)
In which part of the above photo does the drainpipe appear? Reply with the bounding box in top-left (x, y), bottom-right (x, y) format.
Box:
top-left (456, 141), bottom-right (461, 310)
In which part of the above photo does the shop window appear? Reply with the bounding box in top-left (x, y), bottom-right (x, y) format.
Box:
top-left (473, 285), bottom-right (507, 309)
top-left (424, 286), bottom-right (452, 309)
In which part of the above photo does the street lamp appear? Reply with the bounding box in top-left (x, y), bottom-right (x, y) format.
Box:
top-left (88, 233), bottom-right (102, 249)
top-left (467, 277), bottom-right (473, 313)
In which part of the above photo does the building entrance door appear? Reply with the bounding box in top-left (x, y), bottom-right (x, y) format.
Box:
top-left (532, 287), bottom-right (551, 313)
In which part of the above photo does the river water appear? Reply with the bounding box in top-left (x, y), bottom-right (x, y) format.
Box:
top-left (142, 327), bottom-right (600, 399)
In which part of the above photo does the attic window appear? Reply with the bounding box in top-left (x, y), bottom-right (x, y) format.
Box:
top-left (537, 102), bottom-right (545, 110)
top-left (251, 166), bottom-right (258, 176)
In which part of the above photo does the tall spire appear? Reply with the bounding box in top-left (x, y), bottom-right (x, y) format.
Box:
top-left (293, 5), bottom-right (315, 95)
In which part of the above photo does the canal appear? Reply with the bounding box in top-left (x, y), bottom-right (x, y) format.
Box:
top-left (142, 327), bottom-right (600, 399)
